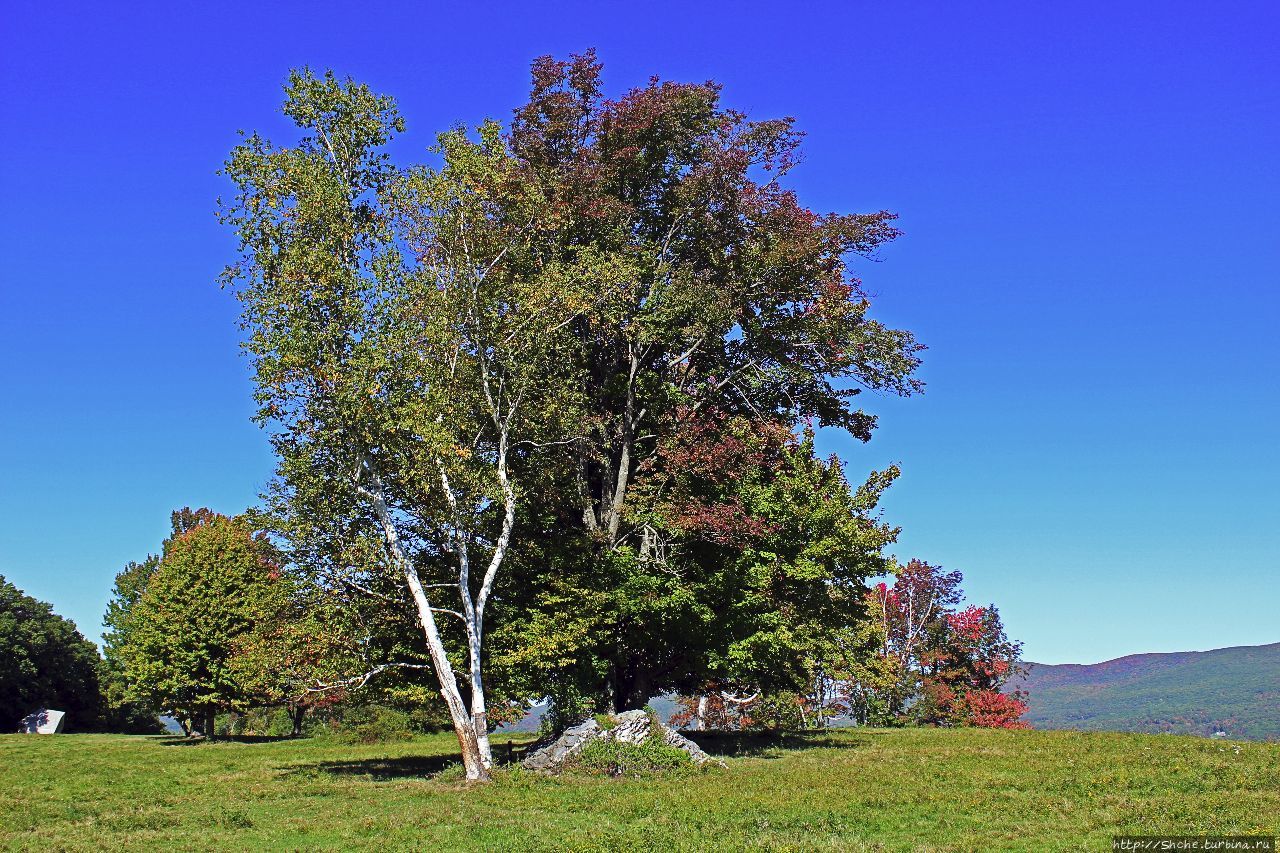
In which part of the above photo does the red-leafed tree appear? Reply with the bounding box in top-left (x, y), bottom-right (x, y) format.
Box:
top-left (856, 560), bottom-right (1028, 729)
top-left (488, 50), bottom-right (922, 723)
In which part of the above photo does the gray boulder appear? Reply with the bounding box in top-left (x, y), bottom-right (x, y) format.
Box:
top-left (520, 718), bottom-right (603, 771)
top-left (521, 709), bottom-right (723, 771)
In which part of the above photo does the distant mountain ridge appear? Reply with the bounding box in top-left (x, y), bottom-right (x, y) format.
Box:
top-left (1009, 642), bottom-right (1280, 740)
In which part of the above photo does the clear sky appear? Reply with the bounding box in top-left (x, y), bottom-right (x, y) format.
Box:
top-left (2, 1), bottom-right (1276, 665)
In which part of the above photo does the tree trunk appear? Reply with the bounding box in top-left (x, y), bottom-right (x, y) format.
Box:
top-left (290, 705), bottom-right (306, 738)
top-left (457, 424), bottom-right (515, 773)
top-left (473, 709), bottom-right (491, 769)
top-left (365, 472), bottom-right (490, 781)
top-left (693, 695), bottom-right (708, 731)
top-left (409, 568), bottom-right (489, 782)
top-left (466, 630), bottom-right (493, 770)
top-left (446, 695), bottom-right (488, 781)
top-left (202, 708), bottom-right (216, 739)
top-left (615, 670), bottom-right (650, 713)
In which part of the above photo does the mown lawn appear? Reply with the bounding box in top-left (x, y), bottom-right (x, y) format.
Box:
top-left (1, 727), bottom-right (1276, 851)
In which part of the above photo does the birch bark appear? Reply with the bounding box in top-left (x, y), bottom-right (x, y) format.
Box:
top-left (362, 462), bottom-right (489, 781)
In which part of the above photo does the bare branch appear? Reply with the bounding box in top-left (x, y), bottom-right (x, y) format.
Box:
top-left (305, 662), bottom-right (434, 693)
top-left (337, 576), bottom-right (399, 604)
top-left (721, 691), bottom-right (761, 705)
top-left (667, 335), bottom-right (705, 370)
top-left (430, 607), bottom-right (468, 623)
top-left (513, 437), bottom-right (581, 450)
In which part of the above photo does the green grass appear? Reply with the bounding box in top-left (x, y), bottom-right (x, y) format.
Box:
top-left (1, 728), bottom-right (1277, 851)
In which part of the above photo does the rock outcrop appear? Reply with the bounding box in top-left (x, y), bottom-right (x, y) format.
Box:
top-left (521, 709), bottom-right (723, 771)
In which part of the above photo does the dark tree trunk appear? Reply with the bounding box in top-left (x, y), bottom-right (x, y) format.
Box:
top-left (611, 665), bottom-right (651, 713)
top-left (290, 705), bottom-right (306, 738)
top-left (202, 708), bottom-right (216, 739)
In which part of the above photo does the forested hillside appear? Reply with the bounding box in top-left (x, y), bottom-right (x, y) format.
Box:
top-left (1010, 643), bottom-right (1280, 740)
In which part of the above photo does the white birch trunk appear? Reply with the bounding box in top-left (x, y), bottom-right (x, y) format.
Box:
top-left (693, 695), bottom-right (708, 731)
top-left (437, 417), bottom-right (517, 772)
top-left (364, 466), bottom-right (488, 781)
top-left (471, 429), bottom-right (517, 767)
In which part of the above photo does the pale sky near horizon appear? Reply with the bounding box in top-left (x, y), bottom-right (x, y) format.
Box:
top-left (2, 1), bottom-right (1276, 665)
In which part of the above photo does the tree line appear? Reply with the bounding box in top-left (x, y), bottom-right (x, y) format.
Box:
top-left (0, 575), bottom-right (155, 733)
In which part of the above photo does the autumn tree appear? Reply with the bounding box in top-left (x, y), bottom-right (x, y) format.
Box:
top-left (107, 510), bottom-right (282, 736)
top-left (483, 51), bottom-right (922, 716)
top-left (914, 603), bottom-right (1028, 728)
top-left (855, 560), bottom-right (1028, 728)
top-left (220, 53), bottom-right (923, 777)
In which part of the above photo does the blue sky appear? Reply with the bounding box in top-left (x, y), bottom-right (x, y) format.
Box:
top-left (2, 1), bottom-right (1276, 664)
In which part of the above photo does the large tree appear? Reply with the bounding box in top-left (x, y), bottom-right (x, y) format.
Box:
top-left (487, 51), bottom-right (922, 713)
top-left (221, 53), bottom-right (923, 778)
top-left (222, 69), bottom-right (581, 779)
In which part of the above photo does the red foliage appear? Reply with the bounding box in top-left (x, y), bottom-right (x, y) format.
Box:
top-left (947, 606), bottom-right (988, 642)
top-left (645, 408), bottom-right (791, 545)
top-left (956, 688), bottom-right (1031, 730)
top-left (861, 560), bottom-right (1029, 729)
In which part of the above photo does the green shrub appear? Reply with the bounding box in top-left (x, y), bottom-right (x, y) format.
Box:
top-left (539, 682), bottom-right (595, 740)
top-left (332, 705), bottom-right (415, 744)
top-left (213, 707), bottom-right (297, 737)
top-left (571, 738), bottom-right (694, 777)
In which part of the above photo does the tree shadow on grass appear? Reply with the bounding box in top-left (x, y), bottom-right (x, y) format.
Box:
top-left (154, 735), bottom-right (300, 746)
top-left (288, 739), bottom-right (536, 781)
top-left (297, 754), bottom-right (462, 781)
top-left (685, 729), bottom-right (874, 759)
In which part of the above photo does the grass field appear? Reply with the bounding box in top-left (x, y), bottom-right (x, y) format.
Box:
top-left (2, 728), bottom-right (1277, 851)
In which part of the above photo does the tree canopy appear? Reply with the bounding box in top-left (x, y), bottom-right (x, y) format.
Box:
top-left (106, 509), bottom-right (283, 735)
top-left (220, 52), bottom-right (924, 780)
top-left (0, 575), bottom-right (102, 730)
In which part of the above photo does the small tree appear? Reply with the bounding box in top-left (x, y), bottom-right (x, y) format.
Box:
top-left (914, 603), bottom-right (1028, 728)
top-left (111, 510), bottom-right (281, 735)
top-left (854, 560), bottom-right (1028, 728)
top-left (664, 428), bottom-right (899, 732)
top-left (228, 578), bottom-right (369, 736)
